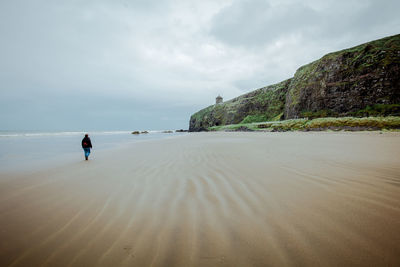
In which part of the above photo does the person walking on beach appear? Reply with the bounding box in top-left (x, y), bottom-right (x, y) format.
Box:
top-left (81, 134), bottom-right (93, 160)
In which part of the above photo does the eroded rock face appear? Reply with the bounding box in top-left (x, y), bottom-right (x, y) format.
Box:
top-left (189, 34), bottom-right (400, 131)
top-left (284, 36), bottom-right (400, 119)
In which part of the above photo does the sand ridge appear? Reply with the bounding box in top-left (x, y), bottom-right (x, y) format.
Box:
top-left (0, 132), bottom-right (400, 266)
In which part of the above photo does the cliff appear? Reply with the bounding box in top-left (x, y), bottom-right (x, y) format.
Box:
top-left (285, 34), bottom-right (400, 119)
top-left (189, 34), bottom-right (400, 132)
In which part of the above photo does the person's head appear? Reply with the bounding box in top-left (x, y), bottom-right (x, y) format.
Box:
top-left (85, 134), bottom-right (89, 137)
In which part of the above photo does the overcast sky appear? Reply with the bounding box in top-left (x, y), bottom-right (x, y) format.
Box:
top-left (0, 0), bottom-right (399, 131)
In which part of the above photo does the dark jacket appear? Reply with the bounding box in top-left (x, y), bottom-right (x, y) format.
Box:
top-left (81, 136), bottom-right (92, 148)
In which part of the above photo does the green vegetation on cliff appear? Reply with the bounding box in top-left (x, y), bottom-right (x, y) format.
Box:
top-left (209, 116), bottom-right (400, 132)
top-left (299, 104), bottom-right (400, 119)
top-left (190, 34), bottom-right (400, 132)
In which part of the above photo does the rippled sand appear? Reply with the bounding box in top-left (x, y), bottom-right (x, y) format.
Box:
top-left (1, 132), bottom-right (400, 267)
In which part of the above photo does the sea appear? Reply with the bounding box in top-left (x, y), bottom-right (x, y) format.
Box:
top-left (0, 130), bottom-right (187, 173)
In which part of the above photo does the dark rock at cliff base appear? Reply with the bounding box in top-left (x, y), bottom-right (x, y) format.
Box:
top-left (189, 34), bottom-right (400, 132)
top-left (225, 126), bottom-right (254, 132)
top-left (234, 126), bottom-right (254, 132)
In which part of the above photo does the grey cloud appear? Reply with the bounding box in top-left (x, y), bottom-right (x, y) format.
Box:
top-left (309, 0), bottom-right (400, 46)
top-left (210, 0), bottom-right (319, 46)
top-left (210, 0), bottom-right (400, 48)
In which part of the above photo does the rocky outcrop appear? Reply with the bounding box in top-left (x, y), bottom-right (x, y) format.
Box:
top-left (189, 34), bottom-right (400, 132)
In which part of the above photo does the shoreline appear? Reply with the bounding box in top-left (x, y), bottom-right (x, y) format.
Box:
top-left (1, 132), bottom-right (399, 266)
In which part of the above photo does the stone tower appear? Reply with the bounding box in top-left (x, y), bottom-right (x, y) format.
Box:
top-left (216, 95), bottom-right (223, 104)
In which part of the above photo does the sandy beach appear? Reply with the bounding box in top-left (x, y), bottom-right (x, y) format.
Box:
top-left (0, 132), bottom-right (399, 267)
